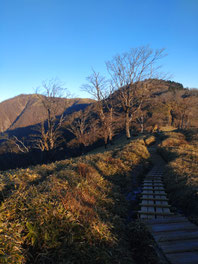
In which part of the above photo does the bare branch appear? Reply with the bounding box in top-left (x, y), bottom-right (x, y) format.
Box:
top-left (106, 46), bottom-right (167, 138)
top-left (32, 79), bottom-right (70, 151)
top-left (81, 69), bottom-right (116, 146)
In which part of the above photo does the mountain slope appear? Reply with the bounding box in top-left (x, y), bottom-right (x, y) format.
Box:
top-left (0, 94), bottom-right (94, 132)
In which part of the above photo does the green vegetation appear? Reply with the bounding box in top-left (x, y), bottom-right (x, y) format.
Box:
top-left (158, 129), bottom-right (198, 223)
top-left (0, 137), bottom-right (151, 264)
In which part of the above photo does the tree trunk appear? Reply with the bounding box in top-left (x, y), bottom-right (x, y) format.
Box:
top-left (170, 110), bottom-right (174, 126)
top-left (104, 128), bottom-right (108, 149)
top-left (181, 114), bottom-right (185, 129)
top-left (140, 115), bottom-right (144, 133)
top-left (168, 108), bottom-right (174, 126)
top-left (108, 128), bottom-right (113, 145)
top-left (108, 108), bottom-right (113, 144)
top-left (125, 110), bottom-right (131, 139)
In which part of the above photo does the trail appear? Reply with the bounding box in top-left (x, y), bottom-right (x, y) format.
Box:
top-left (139, 145), bottom-right (198, 264)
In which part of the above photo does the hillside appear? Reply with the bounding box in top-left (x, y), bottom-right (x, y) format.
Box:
top-left (0, 135), bottom-right (152, 264)
top-left (1, 80), bottom-right (197, 136)
top-left (1, 127), bottom-right (198, 263)
top-left (79, 79), bottom-right (198, 138)
top-left (0, 79), bottom-right (197, 171)
top-left (0, 82), bottom-right (198, 263)
top-left (0, 94), bottom-right (94, 133)
top-left (158, 129), bottom-right (198, 222)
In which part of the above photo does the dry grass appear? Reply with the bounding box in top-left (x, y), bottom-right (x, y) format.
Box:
top-left (158, 130), bottom-right (198, 223)
top-left (86, 134), bottom-right (140, 155)
top-left (144, 135), bottom-right (156, 146)
top-left (0, 137), bottom-right (150, 264)
top-left (159, 126), bottom-right (177, 132)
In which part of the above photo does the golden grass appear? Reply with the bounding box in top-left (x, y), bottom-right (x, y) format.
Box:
top-left (158, 130), bottom-right (198, 223)
top-left (159, 126), bottom-right (177, 132)
top-left (144, 135), bottom-right (156, 146)
top-left (86, 134), bottom-right (144, 155)
top-left (0, 137), bottom-right (150, 264)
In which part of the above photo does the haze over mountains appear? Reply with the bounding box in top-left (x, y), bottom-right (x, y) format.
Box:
top-left (0, 94), bottom-right (94, 133)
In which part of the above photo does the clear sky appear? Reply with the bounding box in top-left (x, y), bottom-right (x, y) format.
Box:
top-left (0, 0), bottom-right (198, 102)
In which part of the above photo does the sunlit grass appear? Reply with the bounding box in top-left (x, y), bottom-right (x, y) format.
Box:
top-left (158, 130), bottom-right (198, 223)
top-left (0, 137), bottom-right (150, 263)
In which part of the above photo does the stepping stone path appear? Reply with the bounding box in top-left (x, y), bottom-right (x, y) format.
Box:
top-left (138, 145), bottom-right (198, 264)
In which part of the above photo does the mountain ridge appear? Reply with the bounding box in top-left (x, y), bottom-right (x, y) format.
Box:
top-left (0, 94), bottom-right (94, 133)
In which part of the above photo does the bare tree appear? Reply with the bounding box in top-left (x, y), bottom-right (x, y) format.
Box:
top-left (174, 92), bottom-right (193, 129)
top-left (106, 46), bottom-right (166, 139)
top-left (0, 134), bottom-right (30, 154)
top-left (135, 108), bottom-right (146, 133)
top-left (9, 136), bottom-right (30, 153)
top-left (34, 79), bottom-right (69, 151)
top-left (82, 70), bottom-right (115, 147)
top-left (133, 81), bottom-right (153, 133)
top-left (160, 89), bottom-right (193, 129)
top-left (65, 110), bottom-right (89, 150)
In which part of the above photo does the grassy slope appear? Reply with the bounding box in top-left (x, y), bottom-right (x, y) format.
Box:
top-left (158, 129), bottom-right (198, 223)
top-left (0, 136), bottom-right (151, 264)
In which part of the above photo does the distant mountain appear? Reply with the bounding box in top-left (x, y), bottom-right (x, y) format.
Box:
top-left (0, 94), bottom-right (94, 133)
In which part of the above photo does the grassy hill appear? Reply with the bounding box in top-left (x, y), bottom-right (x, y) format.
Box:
top-left (0, 79), bottom-right (198, 264)
top-left (158, 129), bottom-right (198, 223)
top-left (0, 136), bottom-right (154, 264)
top-left (1, 125), bottom-right (198, 263)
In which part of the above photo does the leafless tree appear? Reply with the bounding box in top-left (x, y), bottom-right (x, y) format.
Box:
top-left (133, 81), bottom-right (154, 133)
top-left (65, 110), bottom-right (89, 149)
top-left (82, 70), bottom-right (115, 147)
top-left (160, 89), bottom-right (193, 129)
top-left (1, 134), bottom-right (30, 154)
top-left (174, 93), bottom-right (193, 129)
top-left (33, 79), bottom-right (69, 151)
top-left (106, 46), bottom-right (166, 139)
top-left (10, 136), bottom-right (30, 153)
top-left (135, 108), bottom-right (146, 133)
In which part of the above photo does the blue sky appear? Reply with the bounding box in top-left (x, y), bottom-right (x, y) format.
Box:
top-left (0, 0), bottom-right (198, 102)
